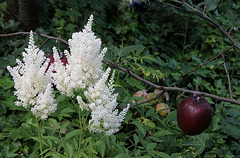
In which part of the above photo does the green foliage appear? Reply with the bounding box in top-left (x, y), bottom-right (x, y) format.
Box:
top-left (1, 0), bottom-right (240, 157)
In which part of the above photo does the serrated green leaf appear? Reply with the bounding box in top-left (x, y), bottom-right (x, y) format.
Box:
top-left (146, 143), bottom-right (157, 150)
top-left (133, 134), bottom-right (139, 145)
top-left (205, 0), bottom-right (220, 11)
top-left (65, 142), bottom-right (73, 158)
top-left (96, 141), bottom-right (105, 158)
top-left (0, 57), bottom-right (10, 68)
top-left (0, 76), bottom-right (14, 90)
top-left (133, 120), bottom-right (146, 136)
top-left (60, 121), bottom-right (69, 133)
top-left (43, 136), bottom-right (60, 144)
top-left (56, 95), bottom-right (68, 103)
top-left (49, 118), bottom-right (60, 130)
top-left (79, 152), bottom-right (89, 158)
top-left (156, 152), bottom-right (171, 158)
top-left (183, 133), bottom-right (209, 156)
top-left (141, 55), bottom-right (156, 62)
top-left (149, 136), bottom-right (163, 143)
top-left (64, 129), bottom-right (81, 140)
top-left (115, 153), bottom-right (131, 158)
top-left (153, 130), bottom-right (173, 138)
top-left (118, 45), bottom-right (145, 57)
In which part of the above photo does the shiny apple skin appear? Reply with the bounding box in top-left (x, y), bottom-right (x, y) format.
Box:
top-left (177, 95), bottom-right (212, 135)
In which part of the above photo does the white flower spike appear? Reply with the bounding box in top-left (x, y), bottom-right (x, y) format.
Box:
top-left (52, 15), bottom-right (107, 96)
top-left (77, 68), bottom-right (130, 135)
top-left (7, 31), bottom-right (56, 119)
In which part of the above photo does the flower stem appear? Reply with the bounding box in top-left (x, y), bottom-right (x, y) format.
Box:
top-left (71, 98), bottom-right (83, 157)
top-left (77, 107), bottom-right (83, 156)
top-left (38, 120), bottom-right (43, 158)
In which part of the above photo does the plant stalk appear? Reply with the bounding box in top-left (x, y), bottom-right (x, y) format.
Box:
top-left (38, 120), bottom-right (43, 158)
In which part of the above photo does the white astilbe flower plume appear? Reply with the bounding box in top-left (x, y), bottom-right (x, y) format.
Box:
top-left (52, 15), bottom-right (107, 96)
top-left (77, 68), bottom-right (130, 135)
top-left (7, 31), bottom-right (57, 119)
top-left (31, 83), bottom-right (57, 120)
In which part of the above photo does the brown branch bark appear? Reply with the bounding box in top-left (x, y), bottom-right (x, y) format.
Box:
top-left (0, 32), bottom-right (69, 45)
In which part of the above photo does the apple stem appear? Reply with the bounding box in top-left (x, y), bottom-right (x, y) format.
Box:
top-left (193, 94), bottom-right (200, 103)
top-left (196, 96), bottom-right (200, 103)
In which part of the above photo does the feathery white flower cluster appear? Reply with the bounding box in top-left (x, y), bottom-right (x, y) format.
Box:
top-left (52, 15), bottom-right (107, 96)
top-left (8, 15), bottom-right (129, 135)
top-left (77, 68), bottom-right (130, 136)
top-left (7, 31), bottom-right (57, 120)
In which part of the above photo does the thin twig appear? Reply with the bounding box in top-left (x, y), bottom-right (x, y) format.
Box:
top-left (129, 90), bottom-right (165, 109)
top-left (39, 38), bottom-right (50, 49)
top-left (184, 45), bottom-right (235, 75)
top-left (0, 32), bottom-right (69, 45)
top-left (169, 0), bottom-right (240, 51)
top-left (221, 54), bottom-right (233, 98)
top-left (162, 2), bottom-right (186, 11)
top-left (228, 27), bottom-right (234, 34)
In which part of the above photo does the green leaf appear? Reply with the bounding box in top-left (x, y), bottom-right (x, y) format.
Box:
top-left (114, 153), bottom-right (131, 158)
top-left (149, 136), bottom-right (163, 143)
top-left (49, 118), bottom-right (60, 130)
top-left (140, 55), bottom-right (156, 62)
top-left (78, 152), bottom-right (89, 158)
top-left (200, 0), bottom-right (220, 11)
top-left (64, 129), bottom-right (81, 140)
top-left (192, 55), bottom-right (202, 64)
top-left (60, 108), bottom-right (76, 114)
top-left (146, 108), bottom-right (155, 117)
top-left (40, 148), bottom-right (50, 156)
top-left (183, 133), bottom-right (209, 156)
top-left (146, 143), bottom-right (157, 150)
top-left (60, 121), bottom-right (69, 133)
top-left (56, 95), bottom-right (68, 103)
top-left (155, 152), bottom-right (171, 158)
top-left (43, 136), bottom-right (60, 144)
top-left (133, 120), bottom-right (146, 136)
top-left (65, 142), bottom-right (73, 158)
top-left (0, 76), bottom-right (14, 90)
top-left (152, 130), bottom-right (173, 138)
top-left (0, 57), bottom-right (10, 68)
top-left (133, 134), bottom-right (139, 145)
top-left (118, 45), bottom-right (145, 57)
top-left (96, 141), bottom-right (106, 158)
top-left (170, 153), bottom-right (182, 158)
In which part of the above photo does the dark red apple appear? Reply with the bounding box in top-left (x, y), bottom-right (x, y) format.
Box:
top-left (46, 53), bottom-right (68, 73)
top-left (46, 53), bottom-right (68, 90)
top-left (177, 95), bottom-right (212, 135)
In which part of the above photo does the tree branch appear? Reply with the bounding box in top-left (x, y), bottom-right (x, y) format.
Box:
top-left (129, 90), bottom-right (165, 109)
top-left (221, 54), bottom-right (233, 99)
top-left (1, 31), bottom-right (240, 105)
top-left (103, 60), bottom-right (240, 105)
top-left (167, 0), bottom-right (240, 51)
top-left (0, 32), bottom-right (69, 45)
top-left (184, 45), bottom-right (235, 75)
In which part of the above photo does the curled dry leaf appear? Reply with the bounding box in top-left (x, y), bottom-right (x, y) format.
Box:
top-left (132, 90), bottom-right (150, 103)
top-left (154, 89), bottom-right (169, 101)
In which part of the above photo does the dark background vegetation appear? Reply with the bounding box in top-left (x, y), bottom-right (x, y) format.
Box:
top-left (0, 0), bottom-right (240, 157)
